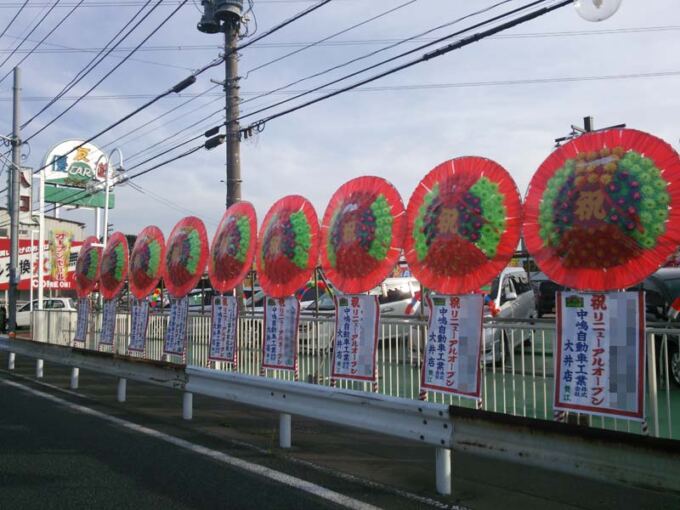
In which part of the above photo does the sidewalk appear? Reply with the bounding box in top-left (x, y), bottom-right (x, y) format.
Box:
top-left (2, 351), bottom-right (679, 510)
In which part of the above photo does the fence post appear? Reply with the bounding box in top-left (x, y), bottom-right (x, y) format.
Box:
top-left (279, 413), bottom-right (292, 448)
top-left (182, 392), bottom-right (193, 420)
top-left (646, 333), bottom-right (659, 437)
top-left (8, 352), bottom-right (15, 370)
top-left (436, 447), bottom-right (451, 495)
top-left (70, 367), bottom-right (79, 389)
top-left (117, 378), bottom-right (127, 403)
top-left (35, 358), bottom-right (43, 378)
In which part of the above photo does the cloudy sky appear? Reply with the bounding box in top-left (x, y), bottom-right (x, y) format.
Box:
top-left (0, 0), bottom-right (678, 239)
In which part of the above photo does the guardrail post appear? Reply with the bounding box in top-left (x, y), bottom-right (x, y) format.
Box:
top-left (8, 352), bottom-right (15, 370)
top-left (182, 392), bottom-right (193, 420)
top-left (70, 368), bottom-right (79, 389)
top-left (35, 358), bottom-right (44, 379)
top-left (117, 378), bottom-right (127, 403)
top-left (279, 413), bottom-right (292, 448)
top-left (436, 447), bottom-right (451, 495)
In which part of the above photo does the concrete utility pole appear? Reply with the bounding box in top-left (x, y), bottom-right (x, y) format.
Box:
top-left (8, 66), bottom-right (21, 334)
top-left (224, 16), bottom-right (242, 208)
top-left (198, 0), bottom-right (243, 209)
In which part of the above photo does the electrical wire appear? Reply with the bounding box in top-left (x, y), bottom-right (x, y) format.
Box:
top-left (20, 0), bottom-right (154, 130)
top-left (0, 0), bottom-right (29, 41)
top-left (0, 0), bottom-right (62, 73)
top-left (243, 0), bottom-right (419, 78)
top-left (242, 0), bottom-right (572, 130)
top-left (0, 0), bottom-right (85, 87)
top-left (238, 0), bottom-right (545, 121)
top-left (23, 0), bottom-right (184, 143)
top-left (240, 0), bottom-right (516, 108)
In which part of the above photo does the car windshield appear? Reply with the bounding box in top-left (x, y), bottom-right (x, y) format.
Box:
top-left (488, 277), bottom-right (500, 301)
top-left (316, 292), bottom-right (335, 310)
top-left (662, 277), bottom-right (680, 300)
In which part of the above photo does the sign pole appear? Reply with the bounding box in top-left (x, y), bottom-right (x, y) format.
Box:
top-left (38, 162), bottom-right (45, 312)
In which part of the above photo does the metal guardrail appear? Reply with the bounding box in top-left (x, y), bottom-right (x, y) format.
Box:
top-left (24, 309), bottom-right (680, 442)
top-left (2, 334), bottom-right (680, 497)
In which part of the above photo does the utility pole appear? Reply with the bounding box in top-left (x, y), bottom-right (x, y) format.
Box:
top-left (8, 66), bottom-right (21, 334)
top-left (224, 16), bottom-right (241, 208)
top-left (198, 0), bottom-right (243, 209)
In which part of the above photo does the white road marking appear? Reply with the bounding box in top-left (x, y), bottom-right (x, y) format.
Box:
top-left (1, 378), bottom-right (382, 510)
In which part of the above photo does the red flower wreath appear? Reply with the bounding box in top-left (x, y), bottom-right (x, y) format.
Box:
top-left (320, 176), bottom-right (406, 294)
top-left (524, 128), bottom-right (680, 290)
top-left (405, 157), bottom-right (522, 294)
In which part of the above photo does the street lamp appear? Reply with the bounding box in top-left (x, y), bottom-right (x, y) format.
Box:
top-left (104, 148), bottom-right (124, 248)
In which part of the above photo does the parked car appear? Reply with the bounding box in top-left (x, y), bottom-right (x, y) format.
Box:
top-left (482, 267), bottom-right (537, 363)
top-left (635, 268), bottom-right (680, 386)
top-left (531, 272), bottom-right (565, 318)
top-left (15, 298), bottom-right (77, 328)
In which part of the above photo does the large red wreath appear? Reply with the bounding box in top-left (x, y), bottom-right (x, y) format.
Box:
top-left (405, 157), bottom-right (522, 294)
top-left (74, 236), bottom-right (102, 298)
top-left (524, 128), bottom-right (680, 290)
top-left (163, 216), bottom-right (209, 298)
top-left (99, 232), bottom-right (129, 300)
top-left (209, 201), bottom-right (257, 294)
top-left (257, 195), bottom-right (319, 298)
top-left (320, 176), bottom-right (405, 294)
top-left (129, 226), bottom-right (165, 299)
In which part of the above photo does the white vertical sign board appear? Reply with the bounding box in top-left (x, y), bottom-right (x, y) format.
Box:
top-left (74, 298), bottom-right (90, 343)
top-left (129, 298), bottom-right (150, 352)
top-left (555, 291), bottom-right (645, 421)
top-left (331, 295), bottom-right (380, 382)
top-left (209, 295), bottom-right (239, 362)
top-left (262, 297), bottom-right (299, 371)
top-left (100, 299), bottom-right (117, 346)
top-left (164, 296), bottom-right (189, 356)
top-left (421, 294), bottom-right (484, 400)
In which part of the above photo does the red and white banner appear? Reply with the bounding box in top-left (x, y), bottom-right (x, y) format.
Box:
top-left (331, 295), bottom-right (380, 382)
top-left (129, 298), bottom-right (150, 353)
top-left (99, 299), bottom-right (117, 346)
top-left (0, 237), bottom-right (83, 291)
top-left (209, 295), bottom-right (239, 363)
top-left (262, 297), bottom-right (299, 371)
top-left (555, 291), bottom-right (645, 420)
top-left (74, 298), bottom-right (90, 343)
top-left (421, 294), bottom-right (484, 400)
top-left (164, 297), bottom-right (189, 356)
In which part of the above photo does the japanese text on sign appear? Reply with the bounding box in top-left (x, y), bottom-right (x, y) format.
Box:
top-left (74, 298), bottom-right (90, 343)
top-left (555, 291), bottom-right (645, 420)
top-left (262, 297), bottom-right (299, 371)
top-left (164, 296), bottom-right (189, 355)
top-left (421, 294), bottom-right (483, 399)
top-left (99, 299), bottom-right (117, 346)
top-left (209, 295), bottom-right (239, 362)
top-left (331, 295), bottom-right (380, 382)
top-left (129, 298), bottom-right (150, 352)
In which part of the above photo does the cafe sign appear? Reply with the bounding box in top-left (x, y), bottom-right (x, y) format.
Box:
top-left (43, 140), bottom-right (109, 188)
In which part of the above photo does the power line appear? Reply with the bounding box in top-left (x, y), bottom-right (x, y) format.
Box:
top-left (0, 32), bottom-right (194, 70)
top-left (99, 84), bottom-right (221, 150)
top-left (243, 0), bottom-right (419, 77)
top-left (0, 0), bottom-right (62, 73)
top-left (0, 0), bottom-right (29, 41)
top-left (243, 0), bottom-right (573, 130)
top-left (239, 0), bottom-right (517, 109)
top-left (0, 0), bottom-right (85, 86)
top-left (20, 0), bottom-right (154, 130)
top-left (238, 0), bottom-right (545, 120)
top-left (23, 0), bottom-right (184, 143)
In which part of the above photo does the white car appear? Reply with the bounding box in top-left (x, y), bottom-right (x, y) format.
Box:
top-left (16, 298), bottom-right (77, 328)
top-left (482, 267), bottom-right (537, 363)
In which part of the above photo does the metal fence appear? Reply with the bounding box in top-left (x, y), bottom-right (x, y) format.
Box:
top-left (27, 309), bottom-right (679, 440)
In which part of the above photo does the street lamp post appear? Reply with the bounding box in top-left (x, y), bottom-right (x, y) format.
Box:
top-left (103, 148), bottom-right (124, 247)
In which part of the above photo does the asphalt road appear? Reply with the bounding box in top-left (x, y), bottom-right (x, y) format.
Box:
top-left (0, 380), bottom-right (357, 510)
